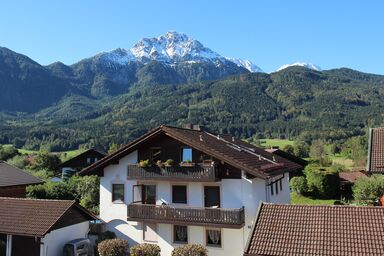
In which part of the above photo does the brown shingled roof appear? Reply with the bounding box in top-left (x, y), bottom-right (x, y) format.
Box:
top-left (79, 125), bottom-right (301, 179)
top-left (0, 197), bottom-right (96, 237)
top-left (367, 127), bottom-right (384, 173)
top-left (245, 203), bottom-right (384, 256)
top-left (0, 161), bottom-right (42, 187)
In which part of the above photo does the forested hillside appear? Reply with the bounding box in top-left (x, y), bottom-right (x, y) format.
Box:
top-left (1, 66), bottom-right (384, 151)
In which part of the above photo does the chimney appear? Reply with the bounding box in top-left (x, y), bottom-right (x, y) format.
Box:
top-left (183, 124), bottom-right (203, 131)
top-left (183, 123), bottom-right (193, 130)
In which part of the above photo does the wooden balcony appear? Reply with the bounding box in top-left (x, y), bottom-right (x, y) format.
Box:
top-left (127, 164), bottom-right (220, 182)
top-left (127, 203), bottom-right (245, 229)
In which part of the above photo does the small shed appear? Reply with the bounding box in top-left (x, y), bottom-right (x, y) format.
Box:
top-left (0, 161), bottom-right (42, 197)
top-left (339, 170), bottom-right (367, 199)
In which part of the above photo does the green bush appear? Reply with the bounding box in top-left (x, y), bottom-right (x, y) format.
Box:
top-left (98, 238), bottom-right (129, 256)
top-left (130, 243), bottom-right (161, 256)
top-left (172, 244), bottom-right (208, 256)
top-left (353, 175), bottom-right (384, 204)
top-left (290, 176), bottom-right (308, 195)
top-left (304, 165), bottom-right (339, 198)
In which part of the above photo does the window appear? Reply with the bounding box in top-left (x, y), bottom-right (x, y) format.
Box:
top-left (280, 179), bottom-right (283, 190)
top-left (173, 225), bottom-right (188, 243)
top-left (112, 184), bottom-right (124, 202)
top-left (172, 185), bottom-right (187, 204)
top-left (206, 228), bottom-right (221, 247)
top-left (181, 147), bottom-right (192, 162)
top-left (271, 183), bottom-right (274, 195)
top-left (150, 147), bottom-right (161, 164)
top-left (143, 223), bottom-right (158, 242)
top-left (86, 157), bottom-right (91, 164)
top-left (275, 182), bottom-right (279, 195)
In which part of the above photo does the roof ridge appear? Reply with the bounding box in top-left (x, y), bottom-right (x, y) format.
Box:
top-left (262, 202), bottom-right (384, 209)
top-left (0, 197), bottom-right (75, 203)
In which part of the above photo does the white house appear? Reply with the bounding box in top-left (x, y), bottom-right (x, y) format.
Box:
top-left (0, 197), bottom-right (97, 256)
top-left (80, 125), bottom-right (301, 256)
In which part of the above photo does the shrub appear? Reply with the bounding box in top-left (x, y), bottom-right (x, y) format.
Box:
top-left (98, 238), bottom-right (129, 256)
top-left (172, 244), bottom-right (208, 256)
top-left (304, 165), bottom-right (339, 198)
top-left (130, 243), bottom-right (161, 256)
top-left (353, 175), bottom-right (384, 204)
top-left (290, 176), bottom-right (308, 195)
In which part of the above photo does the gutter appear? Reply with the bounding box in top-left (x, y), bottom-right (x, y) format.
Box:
top-left (366, 128), bottom-right (373, 172)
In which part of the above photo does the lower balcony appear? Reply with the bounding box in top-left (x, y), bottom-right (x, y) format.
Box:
top-left (127, 164), bottom-right (220, 182)
top-left (127, 203), bottom-right (245, 229)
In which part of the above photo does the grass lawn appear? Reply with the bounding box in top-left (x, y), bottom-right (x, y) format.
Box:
top-left (2, 144), bottom-right (84, 157)
top-left (259, 139), bottom-right (295, 149)
top-left (291, 192), bottom-right (336, 205)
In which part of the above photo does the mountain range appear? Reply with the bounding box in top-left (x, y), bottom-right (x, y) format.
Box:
top-left (1, 32), bottom-right (383, 151)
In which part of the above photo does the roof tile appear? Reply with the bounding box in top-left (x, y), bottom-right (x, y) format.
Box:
top-left (245, 203), bottom-right (384, 256)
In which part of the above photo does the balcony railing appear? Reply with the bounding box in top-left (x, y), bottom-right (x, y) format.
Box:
top-left (127, 203), bottom-right (245, 229)
top-left (127, 164), bottom-right (220, 181)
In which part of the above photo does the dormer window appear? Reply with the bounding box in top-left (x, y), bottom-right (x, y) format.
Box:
top-left (181, 148), bottom-right (192, 162)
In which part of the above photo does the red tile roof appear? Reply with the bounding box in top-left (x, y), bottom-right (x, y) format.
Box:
top-left (245, 203), bottom-right (384, 256)
top-left (339, 171), bottom-right (367, 184)
top-left (0, 161), bottom-right (42, 187)
top-left (0, 197), bottom-right (96, 237)
top-left (367, 127), bottom-right (384, 173)
top-left (79, 125), bottom-right (301, 179)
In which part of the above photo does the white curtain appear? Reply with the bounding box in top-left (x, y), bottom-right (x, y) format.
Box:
top-left (175, 226), bottom-right (187, 241)
top-left (208, 230), bottom-right (220, 244)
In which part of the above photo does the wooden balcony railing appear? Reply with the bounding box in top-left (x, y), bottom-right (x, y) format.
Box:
top-left (127, 203), bottom-right (245, 229)
top-left (127, 164), bottom-right (220, 181)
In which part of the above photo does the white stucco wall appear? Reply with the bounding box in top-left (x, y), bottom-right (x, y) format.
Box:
top-left (267, 172), bottom-right (291, 204)
top-left (40, 221), bottom-right (89, 256)
top-left (99, 151), bottom-right (291, 256)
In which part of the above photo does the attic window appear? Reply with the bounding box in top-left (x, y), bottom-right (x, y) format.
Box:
top-left (181, 148), bottom-right (192, 162)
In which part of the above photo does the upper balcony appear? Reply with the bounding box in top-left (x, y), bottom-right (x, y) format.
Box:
top-left (127, 163), bottom-right (220, 182)
top-left (127, 203), bottom-right (245, 229)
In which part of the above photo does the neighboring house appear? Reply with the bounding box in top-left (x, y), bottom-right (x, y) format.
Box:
top-left (265, 147), bottom-right (307, 175)
top-left (265, 147), bottom-right (308, 167)
top-left (338, 170), bottom-right (367, 199)
top-left (80, 125), bottom-right (301, 256)
top-left (244, 203), bottom-right (384, 256)
top-left (367, 127), bottom-right (384, 173)
top-left (59, 149), bottom-right (106, 178)
top-left (0, 197), bottom-right (97, 256)
top-left (0, 161), bottom-right (42, 197)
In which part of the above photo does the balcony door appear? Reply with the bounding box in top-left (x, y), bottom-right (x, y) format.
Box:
top-left (132, 184), bottom-right (157, 204)
top-left (204, 186), bottom-right (220, 208)
top-left (142, 184), bottom-right (156, 205)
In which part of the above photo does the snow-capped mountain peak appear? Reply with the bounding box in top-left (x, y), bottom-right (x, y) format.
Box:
top-left (130, 31), bottom-right (221, 63)
top-left (277, 62), bottom-right (322, 72)
top-left (95, 32), bottom-right (263, 72)
top-left (225, 57), bottom-right (262, 72)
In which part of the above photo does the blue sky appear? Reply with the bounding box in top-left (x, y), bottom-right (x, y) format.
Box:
top-left (0, 0), bottom-right (383, 73)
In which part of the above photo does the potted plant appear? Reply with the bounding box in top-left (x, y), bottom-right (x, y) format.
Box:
top-left (156, 160), bottom-right (164, 168)
top-left (138, 159), bottom-right (149, 168)
top-left (164, 159), bottom-right (174, 167)
top-left (180, 159), bottom-right (195, 167)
